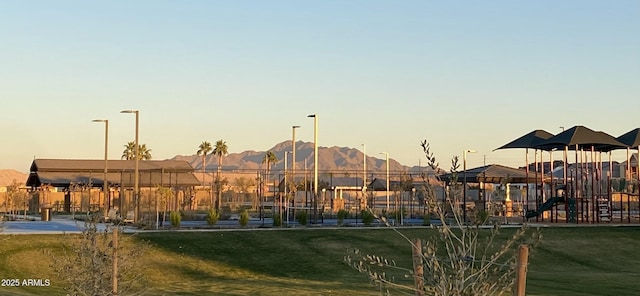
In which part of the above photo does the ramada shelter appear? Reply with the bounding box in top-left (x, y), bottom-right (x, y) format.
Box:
top-left (26, 159), bottom-right (200, 217)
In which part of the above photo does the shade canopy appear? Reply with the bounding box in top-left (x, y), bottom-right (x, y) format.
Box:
top-left (495, 129), bottom-right (554, 151)
top-left (534, 125), bottom-right (628, 151)
top-left (617, 128), bottom-right (640, 148)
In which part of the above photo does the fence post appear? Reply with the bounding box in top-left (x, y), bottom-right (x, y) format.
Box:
top-left (112, 227), bottom-right (118, 295)
top-left (515, 244), bottom-right (529, 296)
top-left (412, 238), bottom-right (424, 296)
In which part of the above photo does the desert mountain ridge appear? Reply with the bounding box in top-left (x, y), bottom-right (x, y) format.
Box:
top-left (172, 140), bottom-right (426, 173)
top-left (0, 141), bottom-right (432, 185)
top-left (0, 169), bottom-right (29, 186)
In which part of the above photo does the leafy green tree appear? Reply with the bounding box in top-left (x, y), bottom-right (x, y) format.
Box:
top-left (213, 139), bottom-right (228, 210)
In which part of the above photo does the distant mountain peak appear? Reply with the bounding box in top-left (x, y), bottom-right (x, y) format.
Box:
top-left (171, 140), bottom-right (417, 173)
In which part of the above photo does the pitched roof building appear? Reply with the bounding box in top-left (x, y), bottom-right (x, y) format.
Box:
top-left (26, 159), bottom-right (199, 188)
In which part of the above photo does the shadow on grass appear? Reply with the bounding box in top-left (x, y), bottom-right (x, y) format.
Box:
top-left (134, 228), bottom-right (423, 291)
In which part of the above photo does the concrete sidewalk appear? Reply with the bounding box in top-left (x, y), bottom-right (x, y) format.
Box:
top-left (1, 215), bottom-right (135, 235)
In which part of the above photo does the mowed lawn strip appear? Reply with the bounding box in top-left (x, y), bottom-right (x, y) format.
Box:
top-left (1, 226), bottom-right (639, 295)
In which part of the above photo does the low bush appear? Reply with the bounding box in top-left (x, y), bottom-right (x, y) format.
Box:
top-left (169, 211), bottom-right (181, 227)
top-left (337, 209), bottom-right (349, 225)
top-left (206, 208), bottom-right (220, 225)
top-left (239, 210), bottom-right (249, 227)
top-left (296, 211), bottom-right (308, 226)
top-left (360, 210), bottom-right (375, 225)
top-left (273, 213), bottom-right (282, 226)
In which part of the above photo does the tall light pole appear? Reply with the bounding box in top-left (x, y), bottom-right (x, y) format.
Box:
top-left (92, 119), bottom-right (109, 218)
top-left (292, 125), bottom-right (300, 211)
top-left (284, 150), bottom-right (290, 226)
top-left (121, 109), bottom-right (139, 223)
top-left (307, 114), bottom-right (318, 223)
top-left (361, 144), bottom-right (367, 208)
top-left (380, 152), bottom-right (389, 212)
top-left (463, 149), bottom-right (477, 224)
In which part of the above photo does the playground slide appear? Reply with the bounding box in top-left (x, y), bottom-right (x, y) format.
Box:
top-left (525, 196), bottom-right (564, 219)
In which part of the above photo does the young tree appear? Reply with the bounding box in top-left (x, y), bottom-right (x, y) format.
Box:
top-left (262, 151), bottom-right (278, 220)
top-left (346, 140), bottom-right (542, 295)
top-left (213, 139), bottom-right (228, 210)
top-left (156, 186), bottom-right (173, 227)
top-left (7, 180), bottom-right (29, 217)
top-left (49, 213), bottom-right (147, 295)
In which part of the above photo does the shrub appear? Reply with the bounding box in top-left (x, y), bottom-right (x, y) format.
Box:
top-left (360, 210), bottom-right (375, 226)
top-left (239, 210), bottom-right (249, 227)
top-left (273, 213), bottom-right (282, 226)
top-left (169, 211), bottom-right (181, 227)
top-left (422, 213), bottom-right (431, 226)
top-left (474, 209), bottom-right (490, 225)
top-left (206, 208), bottom-right (220, 225)
top-left (296, 210), bottom-right (308, 226)
top-left (337, 209), bottom-right (349, 225)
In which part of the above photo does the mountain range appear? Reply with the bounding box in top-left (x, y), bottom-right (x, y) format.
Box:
top-left (172, 141), bottom-right (419, 173)
top-left (0, 169), bottom-right (28, 186)
top-left (0, 141), bottom-right (426, 185)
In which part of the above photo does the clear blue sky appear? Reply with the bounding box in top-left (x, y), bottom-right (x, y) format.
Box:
top-left (1, 1), bottom-right (639, 173)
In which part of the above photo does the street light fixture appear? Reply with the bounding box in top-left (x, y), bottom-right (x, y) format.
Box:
top-left (92, 119), bottom-right (109, 218)
top-left (380, 152), bottom-right (389, 211)
top-left (463, 149), bottom-right (477, 224)
top-left (121, 109), bottom-right (139, 223)
top-left (307, 114), bottom-right (318, 223)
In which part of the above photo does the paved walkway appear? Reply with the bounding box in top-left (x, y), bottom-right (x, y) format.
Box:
top-left (2, 215), bottom-right (638, 235)
top-left (1, 215), bottom-right (135, 234)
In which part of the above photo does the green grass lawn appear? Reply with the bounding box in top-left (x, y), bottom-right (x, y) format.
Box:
top-left (1, 226), bottom-right (639, 295)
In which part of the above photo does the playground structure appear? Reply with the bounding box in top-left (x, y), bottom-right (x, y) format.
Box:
top-left (497, 126), bottom-right (640, 224)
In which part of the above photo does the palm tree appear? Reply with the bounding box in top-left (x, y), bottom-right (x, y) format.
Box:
top-left (196, 141), bottom-right (212, 186)
top-left (197, 141), bottom-right (213, 208)
top-left (213, 139), bottom-right (228, 210)
top-left (262, 151), bottom-right (278, 223)
top-left (122, 142), bottom-right (152, 160)
top-left (122, 141), bottom-right (136, 160)
top-left (138, 144), bottom-right (152, 160)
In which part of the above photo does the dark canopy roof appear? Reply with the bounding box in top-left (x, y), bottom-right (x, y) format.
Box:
top-left (534, 125), bottom-right (628, 151)
top-left (617, 128), bottom-right (640, 148)
top-left (495, 129), bottom-right (554, 151)
top-left (440, 164), bottom-right (545, 184)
